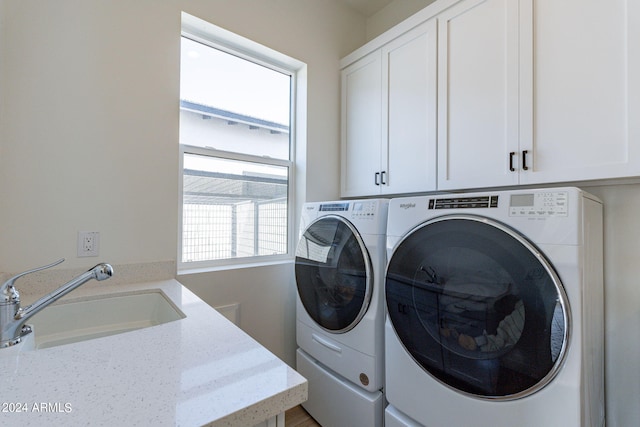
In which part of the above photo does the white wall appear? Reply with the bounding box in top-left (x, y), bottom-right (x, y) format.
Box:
top-left (0, 0), bottom-right (366, 366)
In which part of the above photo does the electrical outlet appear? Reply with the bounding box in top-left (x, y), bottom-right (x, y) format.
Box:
top-left (77, 231), bottom-right (100, 257)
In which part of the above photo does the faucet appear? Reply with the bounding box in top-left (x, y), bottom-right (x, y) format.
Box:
top-left (0, 259), bottom-right (114, 348)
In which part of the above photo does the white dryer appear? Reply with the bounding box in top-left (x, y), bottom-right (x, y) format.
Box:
top-left (295, 199), bottom-right (388, 427)
top-left (384, 187), bottom-right (604, 427)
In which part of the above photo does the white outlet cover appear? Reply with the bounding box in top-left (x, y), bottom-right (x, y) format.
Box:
top-left (77, 231), bottom-right (100, 257)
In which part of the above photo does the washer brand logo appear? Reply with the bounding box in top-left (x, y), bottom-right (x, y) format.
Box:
top-left (399, 203), bottom-right (416, 210)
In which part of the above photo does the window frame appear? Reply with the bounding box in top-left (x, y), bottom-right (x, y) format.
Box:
top-left (178, 13), bottom-right (300, 273)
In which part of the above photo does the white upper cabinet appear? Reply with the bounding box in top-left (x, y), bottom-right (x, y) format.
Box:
top-left (518, 0), bottom-right (640, 185)
top-left (341, 20), bottom-right (437, 197)
top-left (382, 20), bottom-right (437, 195)
top-left (437, 0), bottom-right (520, 190)
top-left (341, 0), bottom-right (640, 195)
top-left (440, 0), bottom-right (640, 189)
top-left (341, 51), bottom-right (383, 197)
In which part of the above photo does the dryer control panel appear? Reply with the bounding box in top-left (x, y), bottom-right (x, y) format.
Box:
top-left (509, 191), bottom-right (569, 217)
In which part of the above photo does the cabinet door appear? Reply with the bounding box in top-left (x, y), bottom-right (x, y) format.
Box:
top-left (341, 51), bottom-right (383, 197)
top-left (382, 19), bottom-right (437, 194)
top-left (519, 0), bottom-right (640, 185)
top-left (437, 0), bottom-right (520, 190)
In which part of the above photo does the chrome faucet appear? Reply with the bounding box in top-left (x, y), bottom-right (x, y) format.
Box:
top-left (0, 259), bottom-right (114, 348)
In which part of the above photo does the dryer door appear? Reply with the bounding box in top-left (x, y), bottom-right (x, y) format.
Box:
top-left (295, 215), bottom-right (373, 333)
top-left (386, 215), bottom-right (569, 399)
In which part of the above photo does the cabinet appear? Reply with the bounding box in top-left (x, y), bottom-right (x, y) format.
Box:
top-left (341, 20), bottom-right (437, 197)
top-left (436, 0), bottom-right (520, 190)
top-left (341, 50), bottom-right (383, 197)
top-left (518, 0), bottom-right (640, 185)
top-left (342, 0), bottom-right (640, 194)
top-left (438, 0), bottom-right (640, 190)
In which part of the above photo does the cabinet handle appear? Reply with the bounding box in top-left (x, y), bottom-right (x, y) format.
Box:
top-left (375, 172), bottom-right (380, 186)
top-left (381, 171), bottom-right (387, 185)
top-left (522, 150), bottom-right (529, 171)
top-left (509, 152), bottom-right (516, 172)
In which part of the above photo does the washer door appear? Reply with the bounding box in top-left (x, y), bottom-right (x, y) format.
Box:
top-left (295, 215), bottom-right (373, 333)
top-left (386, 215), bottom-right (569, 399)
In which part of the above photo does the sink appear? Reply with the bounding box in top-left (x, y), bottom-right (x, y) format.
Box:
top-left (28, 290), bottom-right (186, 349)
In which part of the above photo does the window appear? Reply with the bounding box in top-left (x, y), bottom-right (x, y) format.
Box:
top-left (179, 15), bottom-right (300, 270)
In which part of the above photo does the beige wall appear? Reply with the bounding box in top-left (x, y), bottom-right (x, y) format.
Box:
top-left (365, 0), bottom-right (437, 41)
top-left (177, 263), bottom-right (297, 367)
top-left (0, 0), bottom-right (366, 366)
top-left (0, 0), bottom-right (365, 272)
top-left (1, 0), bottom-right (183, 272)
top-left (584, 183), bottom-right (640, 427)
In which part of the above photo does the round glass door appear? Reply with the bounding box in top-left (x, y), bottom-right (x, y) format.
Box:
top-left (386, 215), bottom-right (569, 399)
top-left (295, 215), bottom-right (372, 333)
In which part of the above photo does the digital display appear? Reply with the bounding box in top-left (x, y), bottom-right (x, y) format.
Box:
top-left (428, 196), bottom-right (498, 209)
top-left (319, 202), bottom-right (350, 212)
top-left (510, 194), bottom-right (534, 208)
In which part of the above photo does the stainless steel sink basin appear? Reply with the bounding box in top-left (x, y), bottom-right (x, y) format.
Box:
top-left (28, 290), bottom-right (185, 349)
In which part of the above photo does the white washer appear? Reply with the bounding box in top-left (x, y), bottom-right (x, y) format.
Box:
top-left (295, 199), bottom-right (388, 427)
top-left (384, 187), bottom-right (604, 427)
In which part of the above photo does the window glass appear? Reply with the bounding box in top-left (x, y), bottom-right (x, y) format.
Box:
top-left (179, 32), bottom-right (294, 267)
top-left (180, 37), bottom-right (290, 160)
top-left (182, 154), bottom-right (288, 262)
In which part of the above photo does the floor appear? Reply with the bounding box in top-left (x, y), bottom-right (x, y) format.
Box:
top-left (285, 405), bottom-right (321, 427)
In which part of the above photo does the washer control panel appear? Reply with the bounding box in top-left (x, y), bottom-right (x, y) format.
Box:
top-left (350, 201), bottom-right (378, 220)
top-left (317, 201), bottom-right (379, 220)
top-left (509, 191), bottom-right (569, 217)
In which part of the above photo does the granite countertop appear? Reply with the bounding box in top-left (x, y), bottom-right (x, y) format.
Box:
top-left (0, 278), bottom-right (307, 426)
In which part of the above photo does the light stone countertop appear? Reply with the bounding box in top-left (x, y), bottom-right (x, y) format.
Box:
top-left (0, 278), bottom-right (307, 426)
